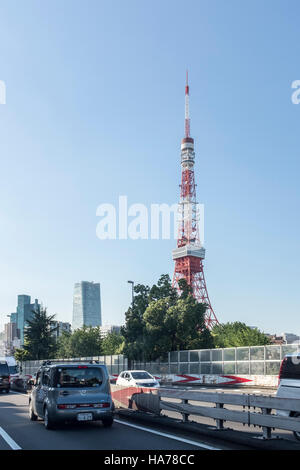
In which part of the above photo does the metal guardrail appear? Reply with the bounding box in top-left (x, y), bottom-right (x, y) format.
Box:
top-left (144, 389), bottom-right (300, 439)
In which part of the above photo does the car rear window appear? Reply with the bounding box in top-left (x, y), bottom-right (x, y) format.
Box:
top-left (53, 367), bottom-right (103, 388)
top-left (280, 356), bottom-right (300, 380)
top-left (0, 363), bottom-right (9, 375)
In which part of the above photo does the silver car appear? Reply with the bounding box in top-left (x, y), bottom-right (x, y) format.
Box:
top-left (29, 361), bottom-right (114, 430)
top-left (276, 353), bottom-right (300, 440)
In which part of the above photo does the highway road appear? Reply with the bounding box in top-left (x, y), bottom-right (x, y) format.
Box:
top-left (0, 391), bottom-right (247, 451)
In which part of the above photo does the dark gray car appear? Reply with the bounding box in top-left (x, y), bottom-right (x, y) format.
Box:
top-left (0, 361), bottom-right (10, 393)
top-left (29, 361), bottom-right (114, 430)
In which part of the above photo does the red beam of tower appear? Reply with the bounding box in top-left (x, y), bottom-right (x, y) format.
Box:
top-left (172, 73), bottom-right (219, 329)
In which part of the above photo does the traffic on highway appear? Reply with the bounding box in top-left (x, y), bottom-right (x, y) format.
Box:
top-left (0, 355), bottom-right (300, 453)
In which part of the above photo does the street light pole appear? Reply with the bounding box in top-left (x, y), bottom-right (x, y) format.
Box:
top-left (127, 280), bottom-right (135, 370)
top-left (127, 280), bottom-right (134, 307)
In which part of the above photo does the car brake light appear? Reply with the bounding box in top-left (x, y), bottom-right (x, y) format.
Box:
top-left (278, 357), bottom-right (287, 386)
top-left (57, 403), bottom-right (110, 409)
top-left (57, 404), bottom-right (77, 409)
top-left (78, 366), bottom-right (87, 369)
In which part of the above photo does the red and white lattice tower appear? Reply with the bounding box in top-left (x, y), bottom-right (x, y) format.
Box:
top-left (172, 72), bottom-right (219, 329)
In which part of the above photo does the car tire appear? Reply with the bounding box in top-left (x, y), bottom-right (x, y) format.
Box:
top-left (44, 407), bottom-right (56, 430)
top-left (29, 401), bottom-right (38, 421)
top-left (5, 389), bottom-right (9, 394)
top-left (293, 413), bottom-right (300, 441)
top-left (102, 417), bottom-right (114, 428)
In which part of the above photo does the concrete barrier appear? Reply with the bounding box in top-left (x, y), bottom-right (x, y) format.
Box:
top-left (111, 374), bottom-right (278, 387)
top-left (158, 373), bottom-right (278, 387)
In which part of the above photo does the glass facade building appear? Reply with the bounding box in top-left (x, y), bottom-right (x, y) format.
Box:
top-left (72, 281), bottom-right (102, 331)
top-left (16, 295), bottom-right (40, 345)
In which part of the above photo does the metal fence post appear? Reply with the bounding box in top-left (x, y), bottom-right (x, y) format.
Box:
top-left (216, 403), bottom-right (224, 430)
top-left (261, 408), bottom-right (272, 439)
top-left (182, 399), bottom-right (189, 423)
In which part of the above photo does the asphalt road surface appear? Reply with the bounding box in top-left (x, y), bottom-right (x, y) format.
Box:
top-left (0, 391), bottom-right (243, 451)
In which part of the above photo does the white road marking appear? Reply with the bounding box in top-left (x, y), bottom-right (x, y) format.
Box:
top-left (114, 419), bottom-right (221, 450)
top-left (0, 427), bottom-right (21, 450)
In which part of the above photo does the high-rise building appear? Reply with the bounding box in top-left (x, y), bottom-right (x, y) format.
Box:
top-left (50, 321), bottom-right (72, 340)
top-left (72, 281), bottom-right (102, 331)
top-left (16, 295), bottom-right (40, 345)
top-left (100, 324), bottom-right (121, 338)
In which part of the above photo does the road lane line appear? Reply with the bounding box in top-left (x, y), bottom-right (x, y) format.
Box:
top-left (0, 427), bottom-right (22, 450)
top-left (114, 419), bottom-right (221, 450)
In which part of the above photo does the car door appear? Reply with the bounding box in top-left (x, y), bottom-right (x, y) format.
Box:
top-left (36, 369), bottom-right (50, 417)
top-left (32, 370), bottom-right (42, 416)
top-left (122, 372), bottom-right (130, 387)
top-left (128, 373), bottom-right (136, 386)
top-left (118, 372), bottom-right (125, 386)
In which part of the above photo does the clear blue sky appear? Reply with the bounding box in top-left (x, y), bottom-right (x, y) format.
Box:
top-left (0, 0), bottom-right (299, 335)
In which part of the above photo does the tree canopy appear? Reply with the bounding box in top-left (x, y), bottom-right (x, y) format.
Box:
top-left (122, 274), bottom-right (213, 361)
top-left (17, 306), bottom-right (58, 360)
top-left (102, 331), bottom-right (125, 355)
top-left (211, 321), bottom-right (270, 348)
top-left (56, 326), bottom-right (103, 358)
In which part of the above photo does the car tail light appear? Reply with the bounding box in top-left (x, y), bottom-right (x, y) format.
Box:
top-left (78, 366), bottom-right (87, 369)
top-left (57, 403), bottom-right (110, 409)
top-left (57, 404), bottom-right (77, 409)
top-left (278, 357), bottom-right (287, 386)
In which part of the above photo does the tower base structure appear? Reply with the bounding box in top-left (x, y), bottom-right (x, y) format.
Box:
top-left (172, 247), bottom-right (219, 329)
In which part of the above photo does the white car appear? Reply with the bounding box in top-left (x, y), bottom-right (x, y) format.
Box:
top-left (116, 370), bottom-right (160, 388)
top-left (276, 353), bottom-right (300, 440)
top-left (0, 356), bottom-right (19, 377)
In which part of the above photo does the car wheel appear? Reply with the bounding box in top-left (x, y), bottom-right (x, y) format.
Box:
top-left (29, 401), bottom-right (38, 421)
top-left (44, 407), bottom-right (56, 430)
top-left (293, 413), bottom-right (300, 441)
top-left (5, 389), bottom-right (9, 394)
top-left (102, 417), bottom-right (114, 428)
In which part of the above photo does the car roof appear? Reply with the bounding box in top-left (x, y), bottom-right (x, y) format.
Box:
top-left (122, 370), bottom-right (151, 373)
top-left (41, 363), bottom-right (105, 369)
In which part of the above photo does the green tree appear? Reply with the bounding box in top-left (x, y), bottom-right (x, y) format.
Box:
top-left (22, 307), bottom-right (58, 360)
top-left (62, 326), bottom-right (103, 357)
top-left (211, 322), bottom-right (270, 348)
top-left (121, 283), bottom-right (150, 361)
top-left (122, 275), bottom-right (213, 361)
top-left (143, 291), bottom-right (213, 360)
top-left (102, 332), bottom-right (125, 355)
top-left (14, 348), bottom-right (31, 362)
top-left (56, 331), bottom-right (72, 358)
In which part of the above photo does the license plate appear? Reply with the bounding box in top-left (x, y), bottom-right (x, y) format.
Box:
top-left (77, 413), bottom-right (93, 421)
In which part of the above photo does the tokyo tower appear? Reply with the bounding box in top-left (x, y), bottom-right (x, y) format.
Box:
top-left (172, 72), bottom-right (219, 329)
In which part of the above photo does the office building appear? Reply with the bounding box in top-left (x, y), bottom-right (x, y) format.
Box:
top-left (50, 321), bottom-right (71, 340)
top-left (16, 295), bottom-right (40, 345)
top-left (72, 281), bottom-right (102, 330)
top-left (100, 324), bottom-right (121, 338)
